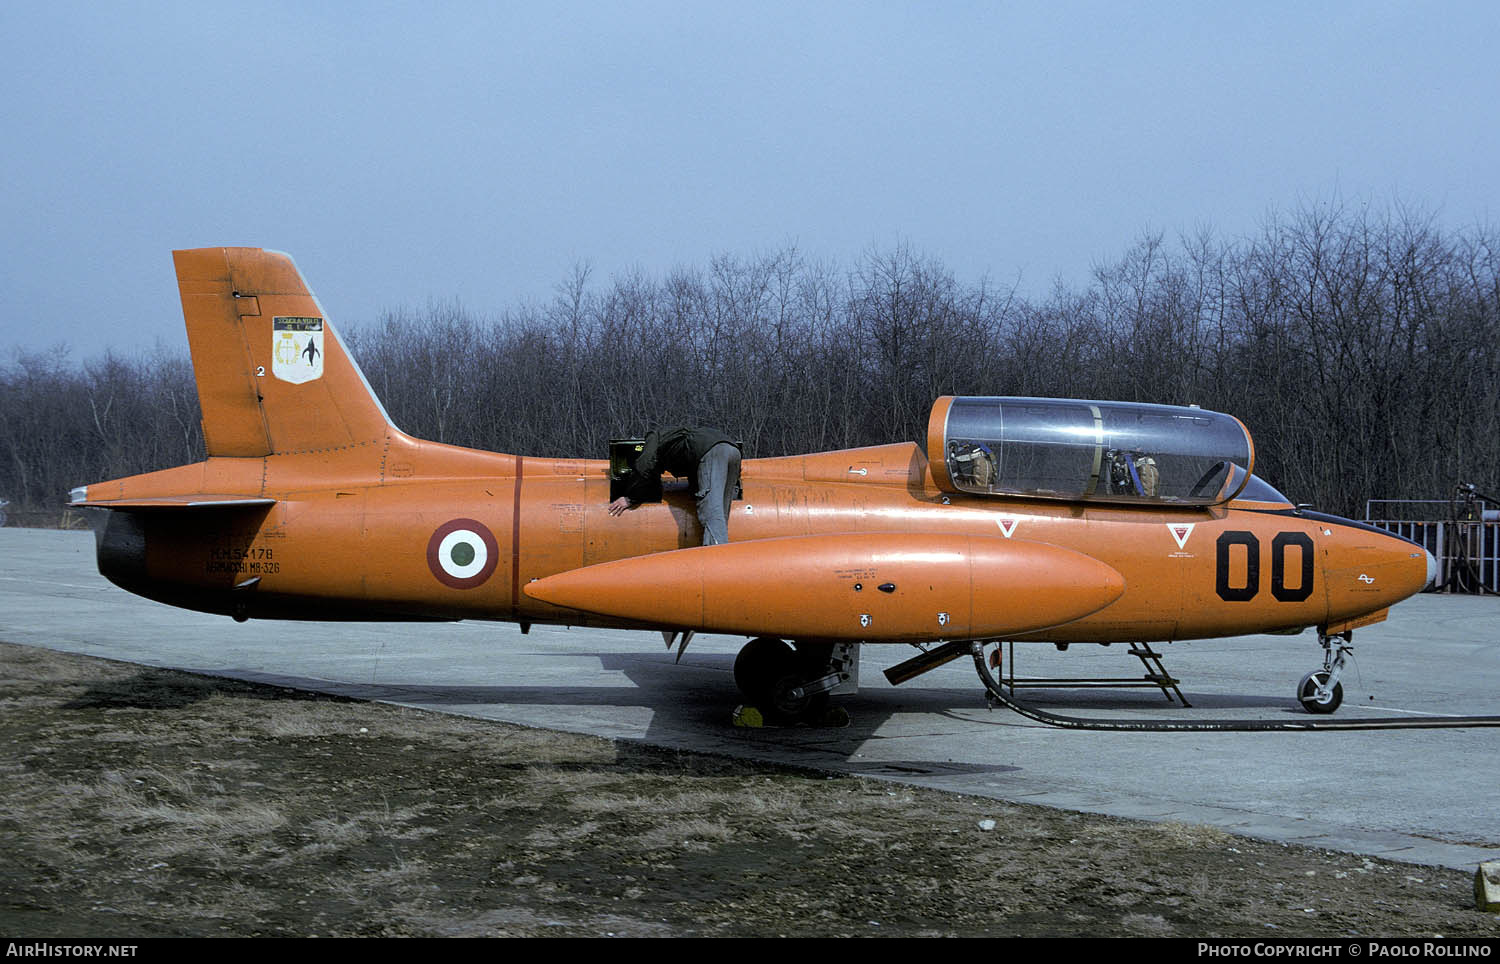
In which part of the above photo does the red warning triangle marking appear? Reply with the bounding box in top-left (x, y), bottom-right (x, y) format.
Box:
top-left (1168, 523), bottom-right (1195, 549)
top-left (995, 517), bottom-right (1018, 538)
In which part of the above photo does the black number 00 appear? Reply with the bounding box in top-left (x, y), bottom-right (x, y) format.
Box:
top-left (1215, 530), bottom-right (1314, 603)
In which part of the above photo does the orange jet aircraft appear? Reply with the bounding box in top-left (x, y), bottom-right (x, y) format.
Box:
top-left (70, 248), bottom-right (1439, 727)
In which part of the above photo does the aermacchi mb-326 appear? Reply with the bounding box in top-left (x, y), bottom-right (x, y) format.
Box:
top-left (70, 248), bottom-right (1446, 729)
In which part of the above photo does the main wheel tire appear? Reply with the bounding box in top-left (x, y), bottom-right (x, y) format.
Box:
top-left (1297, 670), bottom-right (1343, 714)
top-left (735, 637), bottom-right (797, 702)
top-left (734, 637), bottom-right (829, 724)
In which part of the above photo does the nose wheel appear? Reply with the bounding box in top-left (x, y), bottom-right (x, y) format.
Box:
top-left (1297, 670), bottom-right (1343, 714)
top-left (1298, 631), bottom-right (1352, 714)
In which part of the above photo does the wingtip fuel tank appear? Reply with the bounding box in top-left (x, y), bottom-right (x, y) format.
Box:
top-left (524, 532), bottom-right (1126, 642)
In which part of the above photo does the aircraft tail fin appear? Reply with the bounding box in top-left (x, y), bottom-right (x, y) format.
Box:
top-left (174, 247), bottom-right (393, 457)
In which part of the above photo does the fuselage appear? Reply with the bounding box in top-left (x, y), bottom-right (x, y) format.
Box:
top-left (84, 430), bottom-right (1431, 644)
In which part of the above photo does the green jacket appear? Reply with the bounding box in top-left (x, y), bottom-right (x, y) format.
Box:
top-left (622, 427), bottom-right (738, 503)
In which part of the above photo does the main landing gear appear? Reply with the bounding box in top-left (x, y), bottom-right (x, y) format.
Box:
top-left (1297, 631), bottom-right (1351, 715)
top-left (732, 637), bottom-right (857, 725)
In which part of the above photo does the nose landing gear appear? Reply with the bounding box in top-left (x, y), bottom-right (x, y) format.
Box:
top-left (1298, 631), bottom-right (1352, 714)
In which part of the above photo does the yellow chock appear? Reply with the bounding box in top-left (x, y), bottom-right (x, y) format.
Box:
top-left (732, 704), bottom-right (764, 728)
top-left (1476, 860), bottom-right (1500, 912)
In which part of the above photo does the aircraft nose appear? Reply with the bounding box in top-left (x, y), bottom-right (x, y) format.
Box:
top-left (1425, 548), bottom-right (1438, 590)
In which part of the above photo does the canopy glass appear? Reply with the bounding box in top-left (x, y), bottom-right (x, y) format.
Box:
top-left (929, 397), bottom-right (1256, 505)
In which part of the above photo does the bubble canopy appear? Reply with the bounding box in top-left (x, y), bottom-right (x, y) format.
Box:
top-left (927, 396), bottom-right (1256, 505)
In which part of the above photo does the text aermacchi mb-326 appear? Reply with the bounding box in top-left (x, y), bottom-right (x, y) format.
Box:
top-left (71, 247), bottom-right (1471, 731)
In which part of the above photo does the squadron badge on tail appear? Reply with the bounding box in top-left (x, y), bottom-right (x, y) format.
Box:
top-left (273, 316), bottom-right (324, 384)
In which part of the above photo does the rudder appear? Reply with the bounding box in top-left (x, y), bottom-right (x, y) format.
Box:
top-left (174, 247), bottom-right (393, 457)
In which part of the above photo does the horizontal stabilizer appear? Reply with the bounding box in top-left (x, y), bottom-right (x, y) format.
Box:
top-left (68, 492), bottom-right (275, 511)
top-left (524, 532), bottom-right (1124, 642)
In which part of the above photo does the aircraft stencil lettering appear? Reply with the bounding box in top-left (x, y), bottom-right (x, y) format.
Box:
top-left (69, 247), bottom-right (1464, 729)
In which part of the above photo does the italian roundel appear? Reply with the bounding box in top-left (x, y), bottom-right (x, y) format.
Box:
top-left (426, 519), bottom-right (499, 590)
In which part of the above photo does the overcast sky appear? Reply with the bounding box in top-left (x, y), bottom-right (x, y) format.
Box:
top-left (3, 1), bottom-right (1497, 357)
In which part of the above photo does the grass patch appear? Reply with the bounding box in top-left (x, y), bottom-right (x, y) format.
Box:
top-left (2, 641), bottom-right (1494, 937)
